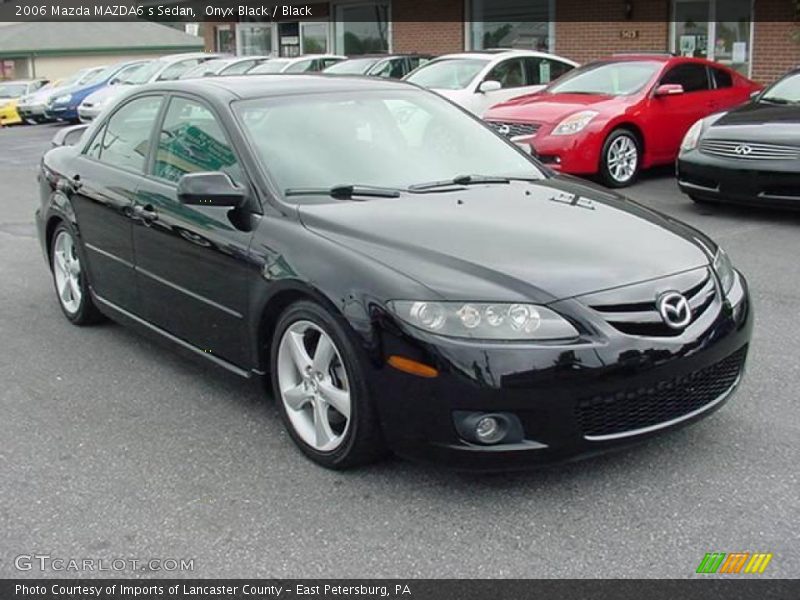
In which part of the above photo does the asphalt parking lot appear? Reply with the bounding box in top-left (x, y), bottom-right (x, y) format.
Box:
top-left (1, 123), bottom-right (798, 579)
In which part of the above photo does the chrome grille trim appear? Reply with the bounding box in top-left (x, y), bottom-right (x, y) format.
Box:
top-left (486, 121), bottom-right (541, 139)
top-left (699, 139), bottom-right (800, 160)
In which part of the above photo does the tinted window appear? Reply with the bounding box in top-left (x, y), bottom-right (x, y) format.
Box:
top-left (713, 67), bottom-right (733, 89)
top-left (154, 97), bottom-right (242, 185)
top-left (661, 63), bottom-right (710, 93)
top-left (369, 58), bottom-right (405, 79)
top-left (486, 58), bottom-right (526, 89)
top-left (95, 96), bottom-right (162, 172)
top-left (158, 59), bottom-right (201, 81)
top-left (523, 57), bottom-right (574, 86)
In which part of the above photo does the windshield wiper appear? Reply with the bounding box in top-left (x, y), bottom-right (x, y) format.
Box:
top-left (285, 185), bottom-right (401, 200)
top-left (759, 96), bottom-right (795, 105)
top-left (408, 174), bottom-right (544, 192)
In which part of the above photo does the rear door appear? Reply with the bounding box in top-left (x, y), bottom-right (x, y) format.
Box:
top-left (132, 94), bottom-right (255, 366)
top-left (68, 94), bottom-right (164, 312)
top-left (647, 62), bottom-right (717, 161)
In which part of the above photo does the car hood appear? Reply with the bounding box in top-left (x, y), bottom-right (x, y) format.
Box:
top-left (705, 102), bottom-right (800, 143)
top-left (297, 178), bottom-right (713, 303)
top-left (486, 93), bottom-right (624, 125)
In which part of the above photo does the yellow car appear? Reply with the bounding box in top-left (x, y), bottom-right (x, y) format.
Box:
top-left (0, 79), bottom-right (49, 126)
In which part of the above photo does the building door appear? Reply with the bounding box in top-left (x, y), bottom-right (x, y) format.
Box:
top-left (279, 22), bottom-right (301, 57)
top-left (671, 0), bottom-right (752, 76)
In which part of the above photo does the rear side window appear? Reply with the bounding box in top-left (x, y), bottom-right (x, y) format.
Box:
top-left (661, 63), bottom-right (710, 93)
top-left (713, 67), bottom-right (733, 89)
top-left (90, 95), bottom-right (163, 172)
top-left (523, 57), bottom-right (574, 85)
top-left (153, 96), bottom-right (242, 185)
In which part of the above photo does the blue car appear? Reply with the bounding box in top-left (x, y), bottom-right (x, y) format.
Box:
top-left (44, 60), bottom-right (147, 122)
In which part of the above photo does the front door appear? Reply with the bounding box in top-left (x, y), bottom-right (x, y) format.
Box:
top-left (132, 95), bottom-right (255, 367)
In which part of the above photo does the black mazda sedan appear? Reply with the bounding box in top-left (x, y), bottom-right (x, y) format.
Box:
top-left (678, 67), bottom-right (800, 208)
top-left (36, 75), bottom-right (752, 470)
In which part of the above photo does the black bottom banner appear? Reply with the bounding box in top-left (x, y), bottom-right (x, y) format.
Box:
top-left (1, 579), bottom-right (798, 600)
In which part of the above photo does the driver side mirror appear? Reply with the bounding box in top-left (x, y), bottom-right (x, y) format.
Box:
top-left (109, 77), bottom-right (120, 85)
top-left (654, 83), bottom-right (684, 97)
top-left (749, 90), bottom-right (761, 100)
top-left (51, 123), bottom-right (89, 148)
top-left (478, 80), bottom-right (502, 94)
top-left (177, 172), bottom-right (246, 208)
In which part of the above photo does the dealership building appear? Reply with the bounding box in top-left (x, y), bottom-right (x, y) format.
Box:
top-left (202, 0), bottom-right (798, 83)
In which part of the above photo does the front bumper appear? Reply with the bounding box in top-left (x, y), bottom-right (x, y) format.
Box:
top-left (368, 273), bottom-right (752, 470)
top-left (44, 105), bottom-right (78, 121)
top-left (0, 103), bottom-right (21, 126)
top-left (77, 104), bottom-right (101, 123)
top-left (678, 150), bottom-right (800, 208)
top-left (17, 103), bottom-right (46, 120)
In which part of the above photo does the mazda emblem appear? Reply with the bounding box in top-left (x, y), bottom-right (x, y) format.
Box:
top-left (734, 144), bottom-right (752, 156)
top-left (657, 292), bottom-right (692, 329)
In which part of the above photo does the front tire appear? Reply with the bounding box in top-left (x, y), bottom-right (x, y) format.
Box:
top-left (270, 300), bottom-right (386, 469)
top-left (599, 129), bottom-right (641, 188)
top-left (50, 222), bottom-right (104, 325)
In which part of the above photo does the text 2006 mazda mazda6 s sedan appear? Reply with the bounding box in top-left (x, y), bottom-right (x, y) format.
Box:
top-left (36, 75), bottom-right (752, 470)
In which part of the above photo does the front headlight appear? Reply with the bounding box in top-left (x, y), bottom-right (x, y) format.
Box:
top-left (388, 301), bottom-right (579, 340)
top-left (552, 110), bottom-right (599, 136)
top-left (713, 248), bottom-right (735, 297)
top-left (54, 94), bottom-right (72, 104)
top-left (681, 119), bottom-right (704, 153)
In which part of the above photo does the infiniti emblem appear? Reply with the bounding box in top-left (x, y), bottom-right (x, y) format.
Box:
top-left (734, 144), bottom-right (752, 156)
top-left (497, 124), bottom-right (511, 136)
top-left (657, 292), bottom-right (692, 330)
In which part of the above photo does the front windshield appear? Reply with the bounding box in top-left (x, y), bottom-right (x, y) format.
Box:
top-left (325, 58), bottom-right (380, 75)
top-left (405, 58), bottom-right (489, 90)
top-left (80, 65), bottom-right (114, 86)
top-left (235, 89), bottom-right (543, 195)
top-left (546, 60), bottom-right (661, 96)
top-left (761, 72), bottom-right (800, 104)
top-left (0, 84), bottom-right (27, 98)
top-left (122, 60), bottom-right (163, 84)
top-left (181, 59), bottom-right (232, 79)
top-left (75, 67), bottom-right (106, 86)
top-left (251, 60), bottom-right (289, 74)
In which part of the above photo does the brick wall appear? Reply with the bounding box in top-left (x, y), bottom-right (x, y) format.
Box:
top-left (752, 0), bottom-right (799, 83)
top-left (554, 0), bottom-right (669, 64)
top-left (391, 0), bottom-right (463, 54)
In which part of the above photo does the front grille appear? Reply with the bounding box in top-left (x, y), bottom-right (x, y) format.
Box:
top-left (576, 346), bottom-right (747, 439)
top-left (700, 139), bottom-right (800, 160)
top-left (487, 120), bottom-right (541, 139)
top-left (589, 269), bottom-right (717, 337)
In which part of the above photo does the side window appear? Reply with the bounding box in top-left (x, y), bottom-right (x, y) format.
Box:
top-left (713, 67), bottom-right (733, 89)
top-left (85, 123), bottom-right (107, 159)
top-left (95, 96), bottom-right (163, 172)
top-left (158, 59), bottom-right (201, 81)
top-left (223, 60), bottom-right (254, 75)
top-left (486, 58), bottom-right (526, 89)
top-left (661, 63), bottom-right (710, 93)
top-left (153, 96), bottom-right (242, 185)
top-left (285, 59), bottom-right (313, 73)
top-left (523, 58), bottom-right (573, 86)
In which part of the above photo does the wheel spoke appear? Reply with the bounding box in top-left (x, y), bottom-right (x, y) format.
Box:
top-left (286, 331), bottom-right (313, 373)
top-left (59, 279), bottom-right (72, 303)
top-left (312, 335), bottom-right (336, 373)
top-left (319, 382), bottom-right (350, 419)
top-left (67, 276), bottom-right (81, 302)
top-left (282, 383), bottom-right (309, 411)
top-left (55, 251), bottom-right (68, 274)
top-left (312, 398), bottom-right (336, 448)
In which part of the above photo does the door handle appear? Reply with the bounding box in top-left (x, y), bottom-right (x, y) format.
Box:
top-left (133, 204), bottom-right (158, 222)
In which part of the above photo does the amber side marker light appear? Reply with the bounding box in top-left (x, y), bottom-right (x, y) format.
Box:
top-left (387, 355), bottom-right (439, 378)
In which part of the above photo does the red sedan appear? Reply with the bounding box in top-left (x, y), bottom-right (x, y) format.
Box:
top-left (484, 55), bottom-right (761, 187)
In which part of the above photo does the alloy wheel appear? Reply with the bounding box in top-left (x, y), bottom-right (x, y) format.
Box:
top-left (277, 320), bottom-right (352, 452)
top-left (606, 134), bottom-right (639, 184)
top-left (52, 230), bottom-right (83, 315)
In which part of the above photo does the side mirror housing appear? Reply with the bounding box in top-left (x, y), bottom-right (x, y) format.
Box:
top-left (109, 77), bottom-right (120, 85)
top-left (749, 90), bottom-right (761, 100)
top-left (478, 80), bottom-right (502, 93)
top-left (654, 83), bottom-right (684, 97)
top-left (177, 172), bottom-right (246, 208)
top-left (51, 123), bottom-right (89, 148)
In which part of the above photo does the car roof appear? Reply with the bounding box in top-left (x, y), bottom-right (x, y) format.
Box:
top-left (159, 52), bottom-right (224, 65)
top-left (143, 74), bottom-right (412, 100)
top-left (436, 50), bottom-right (575, 63)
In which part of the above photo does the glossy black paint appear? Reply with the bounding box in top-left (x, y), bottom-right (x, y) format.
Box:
top-left (36, 76), bottom-right (752, 469)
top-left (678, 99), bottom-right (800, 208)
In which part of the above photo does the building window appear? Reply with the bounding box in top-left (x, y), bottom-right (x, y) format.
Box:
top-left (215, 25), bottom-right (235, 54)
top-left (237, 23), bottom-right (274, 56)
top-left (468, 0), bottom-right (553, 53)
top-left (671, 0), bottom-right (752, 76)
top-left (302, 22), bottom-right (330, 54)
top-left (334, 2), bottom-right (390, 55)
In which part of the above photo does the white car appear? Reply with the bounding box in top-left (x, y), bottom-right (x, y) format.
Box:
top-left (404, 49), bottom-right (578, 116)
top-left (248, 54), bottom-right (347, 74)
top-left (77, 53), bottom-right (223, 122)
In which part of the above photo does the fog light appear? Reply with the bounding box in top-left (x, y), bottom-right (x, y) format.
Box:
top-left (475, 416), bottom-right (504, 444)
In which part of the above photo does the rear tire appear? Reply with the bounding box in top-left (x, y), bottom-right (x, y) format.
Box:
top-left (270, 300), bottom-right (386, 469)
top-left (599, 129), bottom-right (641, 188)
top-left (50, 222), bottom-right (104, 325)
